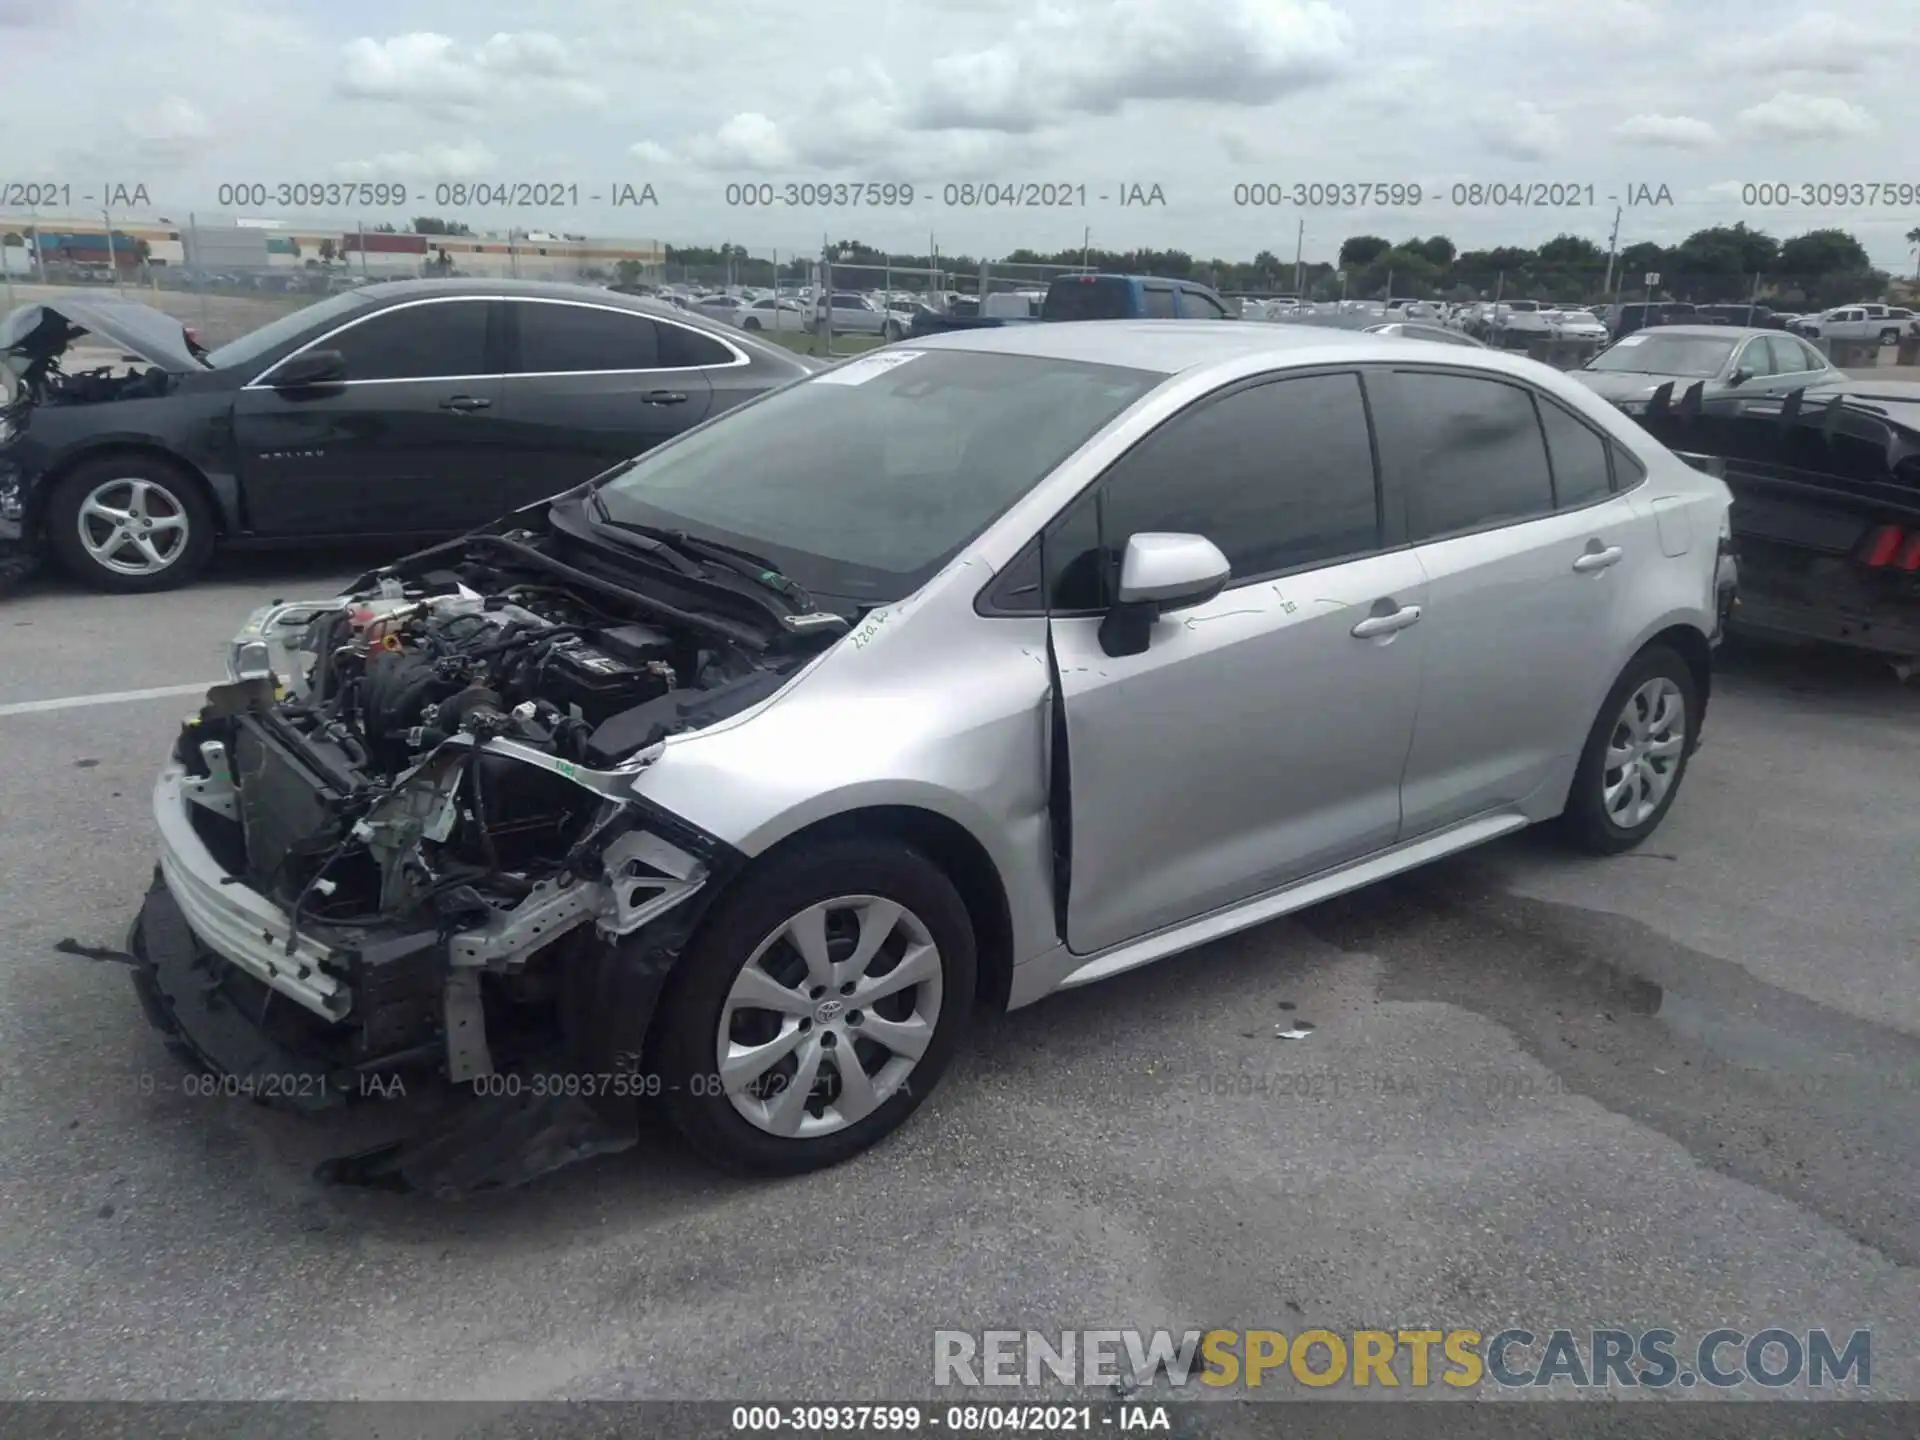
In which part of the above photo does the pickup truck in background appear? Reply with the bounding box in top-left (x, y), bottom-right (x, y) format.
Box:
top-left (1789, 306), bottom-right (1917, 346)
top-left (908, 274), bottom-right (1236, 337)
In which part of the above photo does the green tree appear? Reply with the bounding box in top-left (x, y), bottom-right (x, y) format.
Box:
top-left (1407, 235), bottom-right (1456, 269)
top-left (1775, 228), bottom-right (1870, 284)
top-left (411, 216), bottom-right (474, 236)
top-left (318, 237), bottom-right (337, 264)
top-left (1908, 225), bottom-right (1920, 280)
top-left (1338, 235), bottom-right (1391, 269)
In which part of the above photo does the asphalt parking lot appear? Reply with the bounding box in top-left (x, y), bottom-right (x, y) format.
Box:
top-left (1, 549), bottom-right (1917, 1428)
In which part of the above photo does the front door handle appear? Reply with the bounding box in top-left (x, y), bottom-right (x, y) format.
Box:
top-left (1351, 604), bottom-right (1422, 639)
top-left (640, 390), bottom-right (689, 405)
top-left (1573, 544), bottom-right (1624, 573)
top-left (439, 395), bottom-right (491, 413)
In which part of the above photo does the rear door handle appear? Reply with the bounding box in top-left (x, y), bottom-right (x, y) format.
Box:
top-left (439, 395), bottom-right (491, 413)
top-left (640, 390), bottom-right (689, 405)
top-left (1351, 604), bottom-right (1422, 639)
top-left (1573, 545), bottom-right (1624, 573)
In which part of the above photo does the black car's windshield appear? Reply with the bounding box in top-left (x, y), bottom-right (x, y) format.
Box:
top-left (203, 290), bottom-right (380, 371)
top-left (593, 349), bottom-right (1161, 602)
top-left (1588, 334), bottom-right (1736, 377)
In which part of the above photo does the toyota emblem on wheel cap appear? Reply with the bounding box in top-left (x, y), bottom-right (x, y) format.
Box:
top-left (815, 999), bottom-right (845, 1023)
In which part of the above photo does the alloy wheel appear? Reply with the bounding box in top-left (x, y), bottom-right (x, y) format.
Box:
top-left (717, 895), bottom-right (943, 1138)
top-left (76, 477), bottom-right (191, 577)
top-left (1602, 677), bottom-right (1686, 828)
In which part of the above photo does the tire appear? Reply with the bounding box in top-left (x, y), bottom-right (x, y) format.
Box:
top-left (884, 322), bottom-right (905, 342)
top-left (45, 454), bottom-right (214, 592)
top-left (1559, 643), bottom-right (1699, 854)
top-left (743, 317), bottom-right (762, 331)
top-left (1880, 328), bottom-right (1900, 345)
top-left (653, 836), bottom-right (976, 1176)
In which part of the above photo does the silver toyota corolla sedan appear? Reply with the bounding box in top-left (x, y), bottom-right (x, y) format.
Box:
top-left (133, 322), bottom-right (1736, 1185)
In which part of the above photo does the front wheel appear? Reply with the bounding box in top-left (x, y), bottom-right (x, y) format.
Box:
top-left (1560, 643), bottom-right (1698, 854)
top-left (743, 317), bottom-right (762, 331)
top-left (652, 837), bottom-right (977, 1175)
top-left (45, 456), bottom-right (215, 593)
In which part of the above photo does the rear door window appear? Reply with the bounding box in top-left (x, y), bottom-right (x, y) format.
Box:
top-left (1141, 286), bottom-right (1178, 319)
top-left (1378, 371), bottom-right (1556, 540)
top-left (511, 301), bottom-right (660, 373)
top-left (1179, 288), bottom-right (1231, 318)
top-left (1044, 278), bottom-right (1137, 321)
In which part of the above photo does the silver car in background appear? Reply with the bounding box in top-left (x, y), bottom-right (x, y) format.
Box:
top-left (138, 322), bottom-right (1733, 1180)
top-left (1567, 325), bottom-right (1844, 413)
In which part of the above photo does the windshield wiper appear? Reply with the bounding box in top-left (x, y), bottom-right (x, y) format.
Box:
top-left (585, 495), bottom-right (819, 611)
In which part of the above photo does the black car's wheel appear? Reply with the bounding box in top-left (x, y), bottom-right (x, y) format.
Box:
top-left (1560, 643), bottom-right (1699, 854)
top-left (652, 837), bottom-right (976, 1176)
top-left (44, 455), bottom-right (215, 592)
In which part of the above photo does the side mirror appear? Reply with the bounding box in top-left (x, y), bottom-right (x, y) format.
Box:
top-left (1728, 368), bottom-right (1752, 387)
top-left (1097, 532), bottom-right (1231, 658)
top-left (270, 349), bottom-right (346, 388)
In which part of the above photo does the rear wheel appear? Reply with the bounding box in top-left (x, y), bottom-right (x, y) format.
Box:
top-left (1560, 644), bottom-right (1698, 854)
top-left (1880, 327), bottom-right (1901, 345)
top-left (654, 837), bottom-right (976, 1175)
top-left (743, 316), bottom-right (763, 331)
top-left (45, 456), bottom-right (214, 592)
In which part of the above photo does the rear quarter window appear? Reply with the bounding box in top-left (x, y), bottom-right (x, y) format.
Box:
top-left (1043, 279), bottom-right (1136, 322)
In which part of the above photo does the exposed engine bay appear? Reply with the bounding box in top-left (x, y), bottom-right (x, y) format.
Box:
top-left (135, 518), bottom-right (845, 1194)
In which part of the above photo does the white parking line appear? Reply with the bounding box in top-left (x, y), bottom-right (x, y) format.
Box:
top-left (0, 682), bottom-right (217, 718)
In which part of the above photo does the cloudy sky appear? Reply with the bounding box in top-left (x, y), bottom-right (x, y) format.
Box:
top-left (2, 0), bottom-right (1917, 269)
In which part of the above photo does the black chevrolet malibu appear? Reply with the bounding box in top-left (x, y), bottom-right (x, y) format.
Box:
top-left (0, 279), bottom-right (816, 591)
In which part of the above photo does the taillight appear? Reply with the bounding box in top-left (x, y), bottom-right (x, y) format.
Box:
top-left (1859, 524), bottom-right (1905, 567)
top-left (1899, 532), bottom-right (1920, 572)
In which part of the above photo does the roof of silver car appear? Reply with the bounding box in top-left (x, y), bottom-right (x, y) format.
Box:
top-left (905, 320), bottom-right (1399, 374)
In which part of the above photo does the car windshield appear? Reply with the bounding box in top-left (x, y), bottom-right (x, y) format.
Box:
top-left (202, 290), bottom-right (380, 371)
top-left (592, 349), bottom-right (1162, 603)
top-left (1588, 334), bottom-right (1737, 377)
top-left (1504, 300), bottom-right (1540, 312)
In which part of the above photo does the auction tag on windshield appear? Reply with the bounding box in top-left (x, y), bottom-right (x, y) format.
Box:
top-left (814, 350), bottom-right (926, 385)
top-left (1614, 334), bottom-right (1648, 345)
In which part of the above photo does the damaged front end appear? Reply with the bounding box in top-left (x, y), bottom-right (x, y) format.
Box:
top-left (131, 530), bottom-right (825, 1195)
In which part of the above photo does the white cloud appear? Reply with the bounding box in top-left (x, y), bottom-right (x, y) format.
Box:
top-left (1735, 91), bottom-right (1877, 141)
top-left (682, 114), bottom-right (797, 172)
top-left (910, 0), bottom-right (1353, 132)
top-left (120, 95), bottom-right (215, 166)
top-left (1613, 113), bottom-right (1719, 148)
top-left (1435, 0), bottom-right (1662, 46)
top-left (334, 143), bottom-right (501, 180)
top-left (1474, 101), bottom-right (1565, 161)
top-left (335, 31), bottom-right (603, 116)
top-left (628, 141), bottom-right (684, 166)
top-left (1717, 12), bottom-right (1888, 75)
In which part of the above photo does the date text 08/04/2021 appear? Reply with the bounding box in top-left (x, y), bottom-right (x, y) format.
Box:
top-left (728, 1404), bottom-right (1168, 1433)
